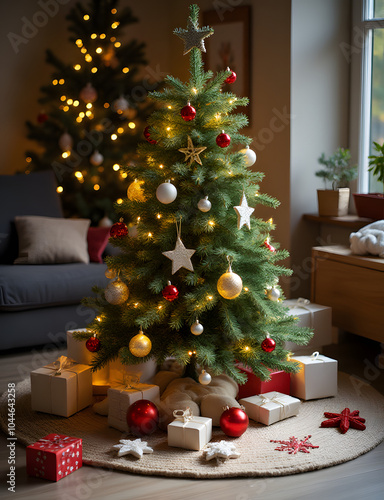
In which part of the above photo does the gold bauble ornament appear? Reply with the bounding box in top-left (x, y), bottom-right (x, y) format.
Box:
top-left (104, 279), bottom-right (129, 305)
top-left (129, 330), bottom-right (152, 357)
top-left (217, 262), bottom-right (243, 299)
top-left (127, 179), bottom-right (146, 202)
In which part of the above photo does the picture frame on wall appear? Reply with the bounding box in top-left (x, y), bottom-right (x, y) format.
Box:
top-left (203, 5), bottom-right (251, 125)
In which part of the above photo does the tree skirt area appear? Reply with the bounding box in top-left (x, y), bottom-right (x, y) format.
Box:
top-left (1, 372), bottom-right (383, 478)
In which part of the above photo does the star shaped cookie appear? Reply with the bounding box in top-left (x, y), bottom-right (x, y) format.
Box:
top-left (111, 439), bottom-right (153, 459)
top-left (234, 192), bottom-right (255, 230)
top-left (204, 440), bottom-right (240, 461)
top-left (178, 136), bottom-right (207, 166)
top-left (162, 236), bottom-right (195, 274)
top-left (174, 18), bottom-right (214, 55)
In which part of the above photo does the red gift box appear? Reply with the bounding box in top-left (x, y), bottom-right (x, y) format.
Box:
top-left (26, 433), bottom-right (82, 481)
top-left (237, 365), bottom-right (291, 399)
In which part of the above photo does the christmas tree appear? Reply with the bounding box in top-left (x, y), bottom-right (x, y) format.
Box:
top-left (25, 0), bottom-right (156, 225)
top-left (77, 4), bottom-right (312, 383)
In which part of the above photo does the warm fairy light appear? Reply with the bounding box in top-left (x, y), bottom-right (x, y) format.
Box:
top-left (79, 112), bottom-right (85, 118)
top-left (207, 295), bottom-right (213, 301)
top-left (91, 33), bottom-right (97, 39)
top-left (104, 102), bottom-right (110, 108)
top-left (159, 164), bottom-right (164, 169)
top-left (255, 191), bottom-right (259, 197)
top-left (117, 127), bottom-right (124, 134)
top-left (192, 87), bottom-right (197, 94)
top-left (74, 64), bottom-right (81, 71)
top-left (111, 134), bottom-right (118, 140)
top-left (81, 47), bottom-right (87, 54)
top-left (52, 79), bottom-right (58, 85)
top-left (111, 8), bottom-right (117, 14)
top-left (229, 99), bottom-right (234, 104)
top-left (73, 100), bottom-right (79, 107)
top-left (96, 316), bottom-right (102, 322)
top-left (60, 95), bottom-right (66, 101)
top-left (86, 103), bottom-right (93, 109)
top-left (56, 186), bottom-right (63, 193)
top-left (75, 171), bottom-right (83, 179)
top-left (128, 122), bottom-right (136, 129)
top-left (83, 14), bottom-right (90, 20)
top-left (244, 346), bottom-right (251, 352)
top-left (91, 67), bottom-right (98, 73)
top-left (86, 110), bottom-right (92, 117)
top-left (116, 198), bottom-right (123, 205)
top-left (110, 36), bottom-right (116, 42)
top-left (111, 22), bottom-right (119, 29)
top-left (75, 39), bottom-right (83, 47)
top-left (147, 232), bottom-right (152, 238)
top-left (96, 47), bottom-right (103, 54)
top-left (166, 127), bottom-right (171, 131)
top-left (113, 164), bottom-right (120, 171)
top-left (134, 302), bottom-right (139, 308)
top-left (122, 67), bottom-right (129, 73)
top-left (228, 170), bottom-right (233, 176)
top-left (59, 79), bottom-right (65, 85)
top-left (85, 54), bottom-right (92, 62)
top-left (137, 217), bottom-right (141, 222)
top-left (215, 113), bottom-right (221, 120)
top-left (67, 98), bottom-right (73, 105)
top-left (167, 105), bottom-right (172, 109)
top-left (156, 213), bottom-right (162, 219)
top-left (188, 350), bottom-right (197, 356)
top-left (244, 287), bottom-right (249, 292)
top-left (208, 220), bottom-right (215, 227)
top-left (26, 156), bottom-right (32, 163)
top-left (76, 117), bottom-right (82, 123)
top-left (93, 184), bottom-right (100, 191)
top-left (120, 172), bottom-right (127, 179)
top-left (62, 151), bottom-right (69, 158)
top-left (268, 218), bottom-right (274, 224)
top-left (63, 106), bottom-right (69, 112)
top-left (157, 305), bottom-right (162, 310)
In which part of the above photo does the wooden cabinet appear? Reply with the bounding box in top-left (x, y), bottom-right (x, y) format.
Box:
top-left (311, 245), bottom-right (384, 343)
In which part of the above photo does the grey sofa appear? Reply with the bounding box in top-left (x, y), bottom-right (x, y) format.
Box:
top-left (0, 171), bottom-right (109, 351)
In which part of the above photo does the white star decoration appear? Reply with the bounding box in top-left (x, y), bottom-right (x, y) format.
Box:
top-left (204, 440), bottom-right (241, 461)
top-left (174, 18), bottom-right (214, 55)
top-left (162, 236), bottom-right (195, 274)
top-left (112, 439), bottom-right (153, 459)
top-left (234, 192), bottom-right (255, 230)
top-left (178, 136), bottom-right (207, 166)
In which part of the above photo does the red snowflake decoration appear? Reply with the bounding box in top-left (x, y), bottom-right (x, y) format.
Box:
top-left (271, 435), bottom-right (319, 454)
top-left (320, 407), bottom-right (366, 434)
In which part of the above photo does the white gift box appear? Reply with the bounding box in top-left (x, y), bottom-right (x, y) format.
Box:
top-left (290, 352), bottom-right (338, 400)
top-left (30, 356), bottom-right (93, 417)
top-left (108, 382), bottom-right (160, 432)
top-left (108, 357), bottom-right (158, 385)
top-left (168, 409), bottom-right (212, 451)
top-left (283, 299), bottom-right (332, 354)
top-left (239, 391), bottom-right (301, 426)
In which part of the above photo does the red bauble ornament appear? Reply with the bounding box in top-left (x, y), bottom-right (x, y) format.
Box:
top-left (225, 67), bottom-right (237, 84)
top-left (37, 112), bottom-right (48, 124)
top-left (143, 126), bottom-right (157, 145)
top-left (162, 281), bottom-right (179, 302)
top-left (127, 399), bottom-right (159, 436)
top-left (110, 220), bottom-right (128, 239)
top-left (220, 407), bottom-right (249, 437)
top-left (261, 336), bottom-right (276, 353)
top-left (216, 131), bottom-right (231, 148)
top-left (85, 335), bottom-right (101, 352)
top-left (180, 102), bottom-right (196, 121)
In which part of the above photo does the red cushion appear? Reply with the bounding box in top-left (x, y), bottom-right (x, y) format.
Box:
top-left (87, 227), bottom-right (110, 263)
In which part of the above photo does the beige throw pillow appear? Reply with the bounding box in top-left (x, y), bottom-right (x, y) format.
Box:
top-left (14, 216), bottom-right (90, 264)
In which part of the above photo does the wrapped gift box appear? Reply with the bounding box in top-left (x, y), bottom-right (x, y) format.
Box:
top-left (168, 409), bottom-right (212, 451)
top-left (109, 357), bottom-right (158, 385)
top-left (237, 365), bottom-right (290, 399)
top-left (26, 434), bottom-right (82, 481)
top-left (290, 352), bottom-right (338, 400)
top-left (239, 391), bottom-right (300, 425)
top-left (283, 299), bottom-right (332, 354)
top-left (108, 382), bottom-right (160, 432)
top-left (30, 356), bottom-right (93, 417)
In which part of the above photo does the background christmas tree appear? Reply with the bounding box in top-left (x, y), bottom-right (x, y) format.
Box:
top-left (25, 0), bottom-right (157, 225)
top-left (77, 4), bottom-right (312, 383)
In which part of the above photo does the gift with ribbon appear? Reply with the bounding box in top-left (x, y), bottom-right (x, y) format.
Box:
top-left (283, 298), bottom-right (332, 354)
top-left (167, 408), bottom-right (212, 451)
top-left (108, 370), bottom-right (160, 432)
top-left (26, 433), bottom-right (82, 481)
top-left (289, 351), bottom-right (338, 400)
top-left (30, 356), bottom-right (93, 417)
top-left (239, 391), bottom-right (301, 425)
top-left (236, 365), bottom-right (291, 399)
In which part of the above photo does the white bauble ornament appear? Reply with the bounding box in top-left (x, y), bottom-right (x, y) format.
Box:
top-left (156, 180), bottom-right (177, 204)
top-left (217, 263), bottom-right (243, 300)
top-left (105, 279), bottom-right (129, 305)
top-left (191, 319), bottom-right (204, 336)
top-left (58, 132), bottom-right (73, 151)
top-left (113, 95), bottom-right (129, 113)
top-left (98, 215), bottom-right (113, 227)
top-left (199, 370), bottom-right (211, 385)
top-left (239, 146), bottom-right (257, 167)
top-left (79, 82), bottom-right (98, 103)
top-left (266, 287), bottom-right (281, 302)
top-left (197, 196), bottom-right (211, 212)
top-left (90, 150), bottom-right (104, 166)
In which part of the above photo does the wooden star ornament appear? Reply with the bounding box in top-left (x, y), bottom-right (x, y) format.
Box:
top-left (174, 17), bottom-right (214, 55)
top-left (178, 136), bottom-right (207, 166)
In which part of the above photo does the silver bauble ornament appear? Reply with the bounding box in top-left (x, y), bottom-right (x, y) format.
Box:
top-left (113, 95), bottom-right (129, 113)
top-left (197, 196), bottom-right (211, 212)
top-left (79, 82), bottom-right (98, 103)
top-left (104, 279), bottom-right (129, 305)
top-left (239, 146), bottom-right (257, 167)
top-left (199, 370), bottom-right (211, 385)
top-left (217, 263), bottom-right (243, 299)
top-left (266, 287), bottom-right (281, 302)
top-left (190, 319), bottom-right (204, 336)
top-left (156, 180), bottom-right (177, 204)
top-left (90, 150), bottom-right (104, 166)
top-left (58, 132), bottom-right (73, 151)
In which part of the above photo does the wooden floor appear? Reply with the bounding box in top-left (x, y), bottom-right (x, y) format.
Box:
top-left (1, 333), bottom-right (384, 500)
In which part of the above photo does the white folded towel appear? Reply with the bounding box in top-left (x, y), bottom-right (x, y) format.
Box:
top-left (350, 220), bottom-right (384, 258)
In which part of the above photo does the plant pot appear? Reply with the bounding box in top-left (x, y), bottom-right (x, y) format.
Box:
top-left (352, 193), bottom-right (384, 220)
top-left (317, 188), bottom-right (350, 217)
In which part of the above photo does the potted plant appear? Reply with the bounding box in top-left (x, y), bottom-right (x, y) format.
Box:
top-left (353, 141), bottom-right (384, 220)
top-left (315, 147), bottom-right (358, 216)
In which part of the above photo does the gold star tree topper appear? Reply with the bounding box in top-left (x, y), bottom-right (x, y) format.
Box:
top-left (174, 13), bottom-right (214, 55)
top-left (234, 192), bottom-right (255, 230)
top-left (178, 136), bottom-right (207, 166)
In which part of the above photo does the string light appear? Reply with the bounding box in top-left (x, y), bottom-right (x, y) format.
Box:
top-left (117, 127), bottom-right (124, 134)
top-left (159, 164), bottom-right (164, 169)
top-left (86, 110), bottom-right (92, 117)
top-left (62, 151), bottom-right (69, 158)
top-left (104, 102), bottom-right (110, 108)
top-left (244, 287), bottom-right (249, 292)
top-left (73, 100), bottom-right (79, 107)
top-left (147, 232), bottom-right (152, 238)
top-left (167, 105), bottom-right (172, 109)
top-left (208, 220), bottom-right (215, 227)
top-left (111, 22), bottom-right (120, 29)
top-left (116, 198), bottom-right (123, 205)
top-left (120, 172), bottom-right (127, 179)
top-left (111, 8), bottom-right (117, 14)
top-left (79, 112), bottom-right (85, 118)
top-left (76, 117), bottom-right (82, 123)
top-left (215, 113), bottom-right (221, 120)
top-left (91, 33), bottom-right (97, 39)
top-left (93, 184), bottom-right (100, 191)
top-left (244, 346), bottom-right (251, 352)
top-left (91, 67), bottom-right (98, 73)
top-left (268, 218), bottom-right (274, 224)
top-left (134, 303), bottom-right (139, 308)
top-left (75, 39), bottom-right (83, 47)
top-left (157, 305), bottom-right (163, 310)
top-left (67, 98), bottom-right (73, 105)
top-left (52, 79), bottom-right (58, 85)
top-left (85, 54), bottom-right (92, 62)
top-left (207, 295), bottom-right (213, 301)
top-left (56, 186), bottom-right (63, 193)
top-left (188, 350), bottom-right (197, 356)
top-left (96, 47), bottom-right (103, 54)
top-left (110, 36), bottom-right (116, 42)
top-left (122, 67), bottom-right (129, 73)
top-left (63, 106), bottom-right (69, 112)
top-left (191, 87), bottom-right (197, 94)
top-left (60, 95), bottom-right (66, 101)
top-left (26, 157), bottom-right (32, 163)
top-left (83, 14), bottom-right (90, 20)
top-left (128, 122), bottom-right (136, 129)
top-left (81, 47), bottom-right (87, 54)
top-left (156, 213), bottom-right (162, 219)
top-left (96, 316), bottom-right (102, 322)
top-left (59, 79), bottom-right (65, 85)
top-left (74, 64), bottom-right (81, 71)
top-left (113, 164), bottom-right (120, 171)
top-left (111, 134), bottom-right (118, 140)
top-left (86, 103), bottom-right (93, 109)
top-left (137, 217), bottom-right (141, 222)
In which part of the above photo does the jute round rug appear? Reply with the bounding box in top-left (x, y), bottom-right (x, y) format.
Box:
top-left (1, 372), bottom-right (384, 478)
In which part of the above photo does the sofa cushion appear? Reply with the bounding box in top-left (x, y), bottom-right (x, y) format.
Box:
top-left (14, 216), bottom-right (90, 264)
top-left (0, 171), bottom-right (63, 263)
top-left (0, 263), bottom-right (108, 311)
top-left (87, 227), bottom-right (111, 263)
